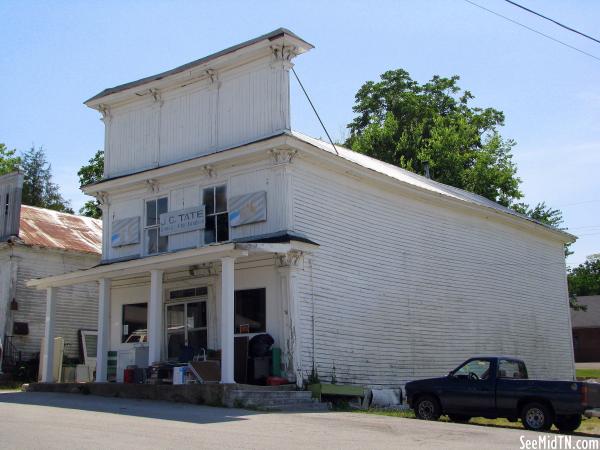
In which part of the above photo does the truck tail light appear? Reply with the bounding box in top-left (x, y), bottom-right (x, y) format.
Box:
top-left (581, 383), bottom-right (588, 406)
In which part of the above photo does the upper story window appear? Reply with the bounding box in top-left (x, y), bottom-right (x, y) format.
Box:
top-left (145, 197), bottom-right (168, 255)
top-left (202, 185), bottom-right (229, 244)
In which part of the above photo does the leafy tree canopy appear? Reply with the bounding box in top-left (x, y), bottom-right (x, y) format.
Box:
top-left (345, 69), bottom-right (522, 207)
top-left (569, 256), bottom-right (600, 298)
top-left (77, 150), bottom-right (104, 218)
top-left (0, 143), bottom-right (21, 176)
top-left (21, 146), bottom-right (73, 213)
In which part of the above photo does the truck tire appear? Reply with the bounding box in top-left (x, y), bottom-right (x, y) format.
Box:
top-left (414, 395), bottom-right (441, 421)
top-left (554, 414), bottom-right (582, 433)
top-left (521, 402), bottom-right (553, 431)
top-left (448, 414), bottom-right (471, 423)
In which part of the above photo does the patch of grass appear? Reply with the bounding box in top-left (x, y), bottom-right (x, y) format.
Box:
top-left (353, 408), bottom-right (600, 435)
top-left (576, 369), bottom-right (600, 379)
top-left (0, 382), bottom-right (23, 391)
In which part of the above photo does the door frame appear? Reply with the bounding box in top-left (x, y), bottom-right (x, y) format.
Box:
top-left (163, 290), bottom-right (209, 361)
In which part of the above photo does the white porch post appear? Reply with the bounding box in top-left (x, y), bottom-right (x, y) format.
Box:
top-left (220, 256), bottom-right (235, 384)
top-left (41, 287), bottom-right (57, 383)
top-left (148, 269), bottom-right (164, 365)
top-left (95, 278), bottom-right (111, 382)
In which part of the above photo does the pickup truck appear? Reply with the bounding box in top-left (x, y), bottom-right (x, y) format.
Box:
top-left (405, 356), bottom-right (598, 432)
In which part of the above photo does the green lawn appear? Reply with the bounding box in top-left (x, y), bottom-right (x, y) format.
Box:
top-left (576, 369), bottom-right (600, 379)
top-left (353, 408), bottom-right (600, 436)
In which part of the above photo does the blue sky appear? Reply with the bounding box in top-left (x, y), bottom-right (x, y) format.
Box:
top-left (1, 0), bottom-right (598, 267)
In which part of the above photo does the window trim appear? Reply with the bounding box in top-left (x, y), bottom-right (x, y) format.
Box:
top-left (121, 302), bottom-right (148, 344)
top-left (202, 183), bottom-right (229, 245)
top-left (144, 195), bottom-right (169, 255)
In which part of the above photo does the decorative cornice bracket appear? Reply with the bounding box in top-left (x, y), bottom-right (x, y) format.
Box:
top-left (146, 179), bottom-right (160, 194)
top-left (269, 148), bottom-right (297, 166)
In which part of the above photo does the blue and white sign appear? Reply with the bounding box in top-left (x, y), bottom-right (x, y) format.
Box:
top-left (229, 191), bottom-right (267, 227)
top-left (111, 217), bottom-right (141, 247)
top-left (160, 206), bottom-right (205, 236)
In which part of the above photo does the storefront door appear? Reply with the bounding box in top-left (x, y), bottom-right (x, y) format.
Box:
top-left (166, 300), bottom-right (208, 361)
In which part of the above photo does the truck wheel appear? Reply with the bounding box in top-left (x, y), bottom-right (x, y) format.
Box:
top-left (554, 414), bottom-right (582, 433)
top-left (521, 402), bottom-right (553, 431)
top-left (415, 395), bottom-right (441, 421)
top-left (448, 414), bottom-right (471, 423)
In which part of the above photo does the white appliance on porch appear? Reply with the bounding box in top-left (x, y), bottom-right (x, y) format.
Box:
top-left (116, 345), bottom-right (149, 382)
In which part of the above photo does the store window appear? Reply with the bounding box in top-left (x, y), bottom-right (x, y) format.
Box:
top-left (122, 303), bottom-right (148, 343)
top-left (145, 197), bottom-right (168, 255)
top-left (202, 185), bottom-right (228, 244)
top-left (234, 288), bottom-right (266, 334)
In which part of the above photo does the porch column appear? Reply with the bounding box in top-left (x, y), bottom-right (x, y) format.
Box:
top-left (95, 278), bottom-right (111, 382)
top-left (41, 286), bottom-right (57, 383)
top-left (148, 269), bottom-right (164, 365)
top-left (220, 256), bottom-right (235, 384)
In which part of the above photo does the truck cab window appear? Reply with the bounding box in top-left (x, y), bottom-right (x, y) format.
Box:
top-left (453, 359), bottom-right (491, 380)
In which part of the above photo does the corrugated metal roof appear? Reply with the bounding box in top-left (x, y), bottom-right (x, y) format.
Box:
top-left (85, 28), bottom-right (313, 104)
top-left (16, 205), bottom-right (102, 255)
top-left (571, 296), bottom-right (600, 328)
top-left (290, 131), bottom-right (576, 242)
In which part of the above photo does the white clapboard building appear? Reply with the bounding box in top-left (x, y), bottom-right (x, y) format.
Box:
top-left (0, 172), bottom-right (101, 374)
top-left (28, 29), bottom-right (576, 387)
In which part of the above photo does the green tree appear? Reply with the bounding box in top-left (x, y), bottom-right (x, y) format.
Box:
top-left (345, 70), bottom-right (521, 207)
top-left (77, 150), bottom-right (104, 218)
top-left (20, 146), bottom-right (73, 213)
top-left (0, 143), bottom-right (21, 175)
top-left (568, 257), bottom-right (600, 297)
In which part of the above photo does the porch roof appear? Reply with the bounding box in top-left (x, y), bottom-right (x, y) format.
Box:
top-left (26, 237), bottom-right (317, 290)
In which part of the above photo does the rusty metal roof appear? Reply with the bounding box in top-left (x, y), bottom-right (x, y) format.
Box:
top-left (17, 205), bottom-right (102, 255)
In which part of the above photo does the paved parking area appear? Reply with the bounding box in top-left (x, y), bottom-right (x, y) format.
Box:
top-left (0, 391), bottom-right (597, 449)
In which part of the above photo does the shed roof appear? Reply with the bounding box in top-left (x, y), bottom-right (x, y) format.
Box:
top-left (290, 131), bottom-right (576, 243)
top-left (571, 296), bottom-right (600, 328)
top-left (15, 205), bottom-right (102, 255)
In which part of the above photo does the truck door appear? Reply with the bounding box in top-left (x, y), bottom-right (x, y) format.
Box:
top-left (443, 358), bottom-right (496, 415)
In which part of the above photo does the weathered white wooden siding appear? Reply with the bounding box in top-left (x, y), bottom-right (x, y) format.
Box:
top-left (104, 57), bottom-right (289, 178)
top-left (291, 158), bottom-right (574, 388)
top-left (104, 160), bottom-right (290, 261)
top-left (8, 246), bottom-right (99, 359)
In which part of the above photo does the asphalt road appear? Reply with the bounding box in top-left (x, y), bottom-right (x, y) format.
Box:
top-left (0, 391), bottom-right (597, 449)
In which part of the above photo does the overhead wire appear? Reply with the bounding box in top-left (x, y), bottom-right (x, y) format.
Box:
top-left (503, 0), bottom-right (600, 45)
top-left (464, 0), bottom-right (600, 63)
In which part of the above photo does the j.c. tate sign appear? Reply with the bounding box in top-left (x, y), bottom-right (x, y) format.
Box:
top-left (159, 206), bottom-right (205, 236)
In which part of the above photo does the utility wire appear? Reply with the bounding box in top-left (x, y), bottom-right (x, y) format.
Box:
top-left (464, 0), bottom-right (600, 63)
top-left (504, 0), bottom-right (600, 45)
top-left (291, 66), bottom-right (339, 155)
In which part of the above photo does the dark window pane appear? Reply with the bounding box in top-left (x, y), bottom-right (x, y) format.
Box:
top-left (216, 213), bottom-right (229, 242)
top-left (158, 234), bottom-right (169, 253)
top-left (146, 200), bottom-right (157, 226)
top-left (122, 303), bottom-right (148, 343)
top-left (188, 329), bottom-right (208, 354)
top-left (215, 185), bottom-right (227, 213)
top-left (203, 188), bottom-right (215, 215)
top-left (204, 215), bottom-right (215, 244)
top-left (147, 228), bottom-right (157, 254)
top-left (157, 197), bottom-right (168, 216)
top-left (167, 332), bottom-right (185, 360)
top-left (187, 301), bottom-right (207, 328)
top-left (235, 288), bottom-right (266, 334)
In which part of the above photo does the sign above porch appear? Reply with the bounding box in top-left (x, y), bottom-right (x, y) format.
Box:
top-left (160, 206), bottom-right (205, 236)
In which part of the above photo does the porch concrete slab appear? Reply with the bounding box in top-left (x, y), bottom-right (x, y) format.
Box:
top-left (1, 391), bottom-right (596, 450)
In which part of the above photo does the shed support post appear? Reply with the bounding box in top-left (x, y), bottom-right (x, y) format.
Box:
top-left (148, 269), bottom-right (164, 365)
top-left (95, 278), bottom-right (111, 382)
top-left (41, 287), bottom-right (57, 383)
top-left (220, 256), bottom-right (235, 384)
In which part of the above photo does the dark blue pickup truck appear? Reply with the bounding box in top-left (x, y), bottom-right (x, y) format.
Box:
top-left (405, 356), bottom-right (597, 432)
